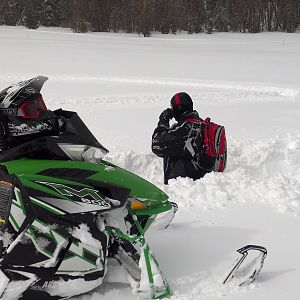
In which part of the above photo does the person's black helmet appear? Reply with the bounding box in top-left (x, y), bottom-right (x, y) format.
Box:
top-left (170, 92), bottom-right (193, 120)
top-left (0, 76), bottom-right (48, 119)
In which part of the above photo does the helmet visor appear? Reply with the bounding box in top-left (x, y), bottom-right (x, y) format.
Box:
top-left (18, 96), bottom-right (47, 119)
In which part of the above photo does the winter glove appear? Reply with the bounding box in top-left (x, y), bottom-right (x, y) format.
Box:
top-left (158, 108), bottom-right (173, 128)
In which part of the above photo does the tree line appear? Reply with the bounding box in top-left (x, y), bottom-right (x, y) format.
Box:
top-left (0, 0), bottom-right (299, 35)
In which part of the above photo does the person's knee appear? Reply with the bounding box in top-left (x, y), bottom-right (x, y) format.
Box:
top-left (169, 159), bottom-right (187, 179)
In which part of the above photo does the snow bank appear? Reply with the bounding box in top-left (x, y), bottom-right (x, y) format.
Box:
top-left (107, 134), bottom-right (300, 216)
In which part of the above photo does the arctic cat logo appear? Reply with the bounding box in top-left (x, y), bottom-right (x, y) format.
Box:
top-left (42, 281), bottom-right (54, 289)
top-left (37, 182), bottom-right (111, 208)
top-left (8, 122), bottom-right (52, 136)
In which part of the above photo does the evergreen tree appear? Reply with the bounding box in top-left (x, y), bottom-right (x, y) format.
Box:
top-left (122, 0), bottom-right (135, 33)
top-left (213, 0), bottom-right (230, 32)
top-left (228, 0), bottom-right (248, 32)
top-left (71, 0), bottom-right (90, 32)
top-left (2, 0), bottom-right (25, 26)
top-left (153, 0), bottom-right (175, 34)
top-left (24, 0), bottom-right (41, 29)
top-left (89, 0), bottom-right (110, 32)
top-left (134, 0), bottom-right (152, 37)
top-left (281, 0), bottom-right (299, 32)
top-left (41, 0), bottom-right (64, 27)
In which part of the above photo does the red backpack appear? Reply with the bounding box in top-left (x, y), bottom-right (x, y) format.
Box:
top-left (184, 117), bottom-right (227, 172)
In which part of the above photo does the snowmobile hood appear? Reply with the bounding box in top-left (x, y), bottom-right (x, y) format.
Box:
top-left (1, 159), bottom-right (169, 209)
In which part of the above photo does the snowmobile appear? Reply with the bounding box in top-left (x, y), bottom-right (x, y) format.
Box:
top-left (0, 76), bottom-right (267, 299)
top-left (0, 106), bottom-right (178, 299)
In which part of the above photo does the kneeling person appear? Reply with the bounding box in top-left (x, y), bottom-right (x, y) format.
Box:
top-left (152, 92), bottom-right (207, 184)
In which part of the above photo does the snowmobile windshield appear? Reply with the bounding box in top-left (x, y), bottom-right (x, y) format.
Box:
top-left (55, 109), bottom-right (109, 161)
top-left (0, 109), bottom-right (109, 162)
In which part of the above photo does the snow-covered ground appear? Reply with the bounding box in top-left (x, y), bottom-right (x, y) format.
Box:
top-left (0, 26), bottom-right (300, 300)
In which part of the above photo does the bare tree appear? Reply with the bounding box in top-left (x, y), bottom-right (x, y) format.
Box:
top-left (71, 0), bottom-right (91, 32)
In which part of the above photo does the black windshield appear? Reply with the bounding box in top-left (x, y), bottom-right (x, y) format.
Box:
top-left (0, 109), bottom-right (109, 162)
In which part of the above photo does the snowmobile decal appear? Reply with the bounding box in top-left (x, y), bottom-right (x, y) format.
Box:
top-left (24, 219), bottom-right (69, 259)
top-left (8, 122), bottom-right (53, 136)
top-left (55, 236), bottom-right (104, 275)
top-left (9, 187), bottom-right (27, 231)
top-left (36, 181), bottom-right (112, 208)
top-left (8, 210), bottom-right (104, 274)
top-left (29, 196), bottom-right (65, 215)
top-left (35, 197), bottom-right (112, 214)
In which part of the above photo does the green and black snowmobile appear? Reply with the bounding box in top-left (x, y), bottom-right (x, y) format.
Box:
top-left (0, 106), bottom-right (178, 299)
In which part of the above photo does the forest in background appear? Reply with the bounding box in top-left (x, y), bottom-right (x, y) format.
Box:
top-left (0, 0), bottom-right (299, 36)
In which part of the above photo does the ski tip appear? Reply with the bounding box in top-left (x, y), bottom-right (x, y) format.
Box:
top-left (237, 244), bottom-right (267, 255)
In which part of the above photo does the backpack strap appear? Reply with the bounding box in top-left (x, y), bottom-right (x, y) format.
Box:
top-left (184, 117), bottom-right (208, 155)
top-left (184, 118), bottom-right (201, 124)
top-left (184, 117), bottom-right (213, 156)
top-left (184, 117), bottom-right (211, 124)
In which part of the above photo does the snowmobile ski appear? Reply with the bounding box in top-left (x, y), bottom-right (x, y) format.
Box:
top-left (223, 244), bottom-right (267, 286)
top-left (152, 202), bottom-right (178, 230)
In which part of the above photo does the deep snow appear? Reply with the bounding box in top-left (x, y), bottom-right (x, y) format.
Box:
top-left (0, 26), bottom-right (300, 300)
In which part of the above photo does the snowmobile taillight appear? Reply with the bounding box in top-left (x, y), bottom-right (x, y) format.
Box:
top-left (18, 95), bottom-right (47, 119)
top-left (130, 199), bottom-right (147, 210)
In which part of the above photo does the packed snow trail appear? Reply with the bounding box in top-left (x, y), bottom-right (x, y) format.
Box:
top-left (0, 74), bottom-right (298, 100)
